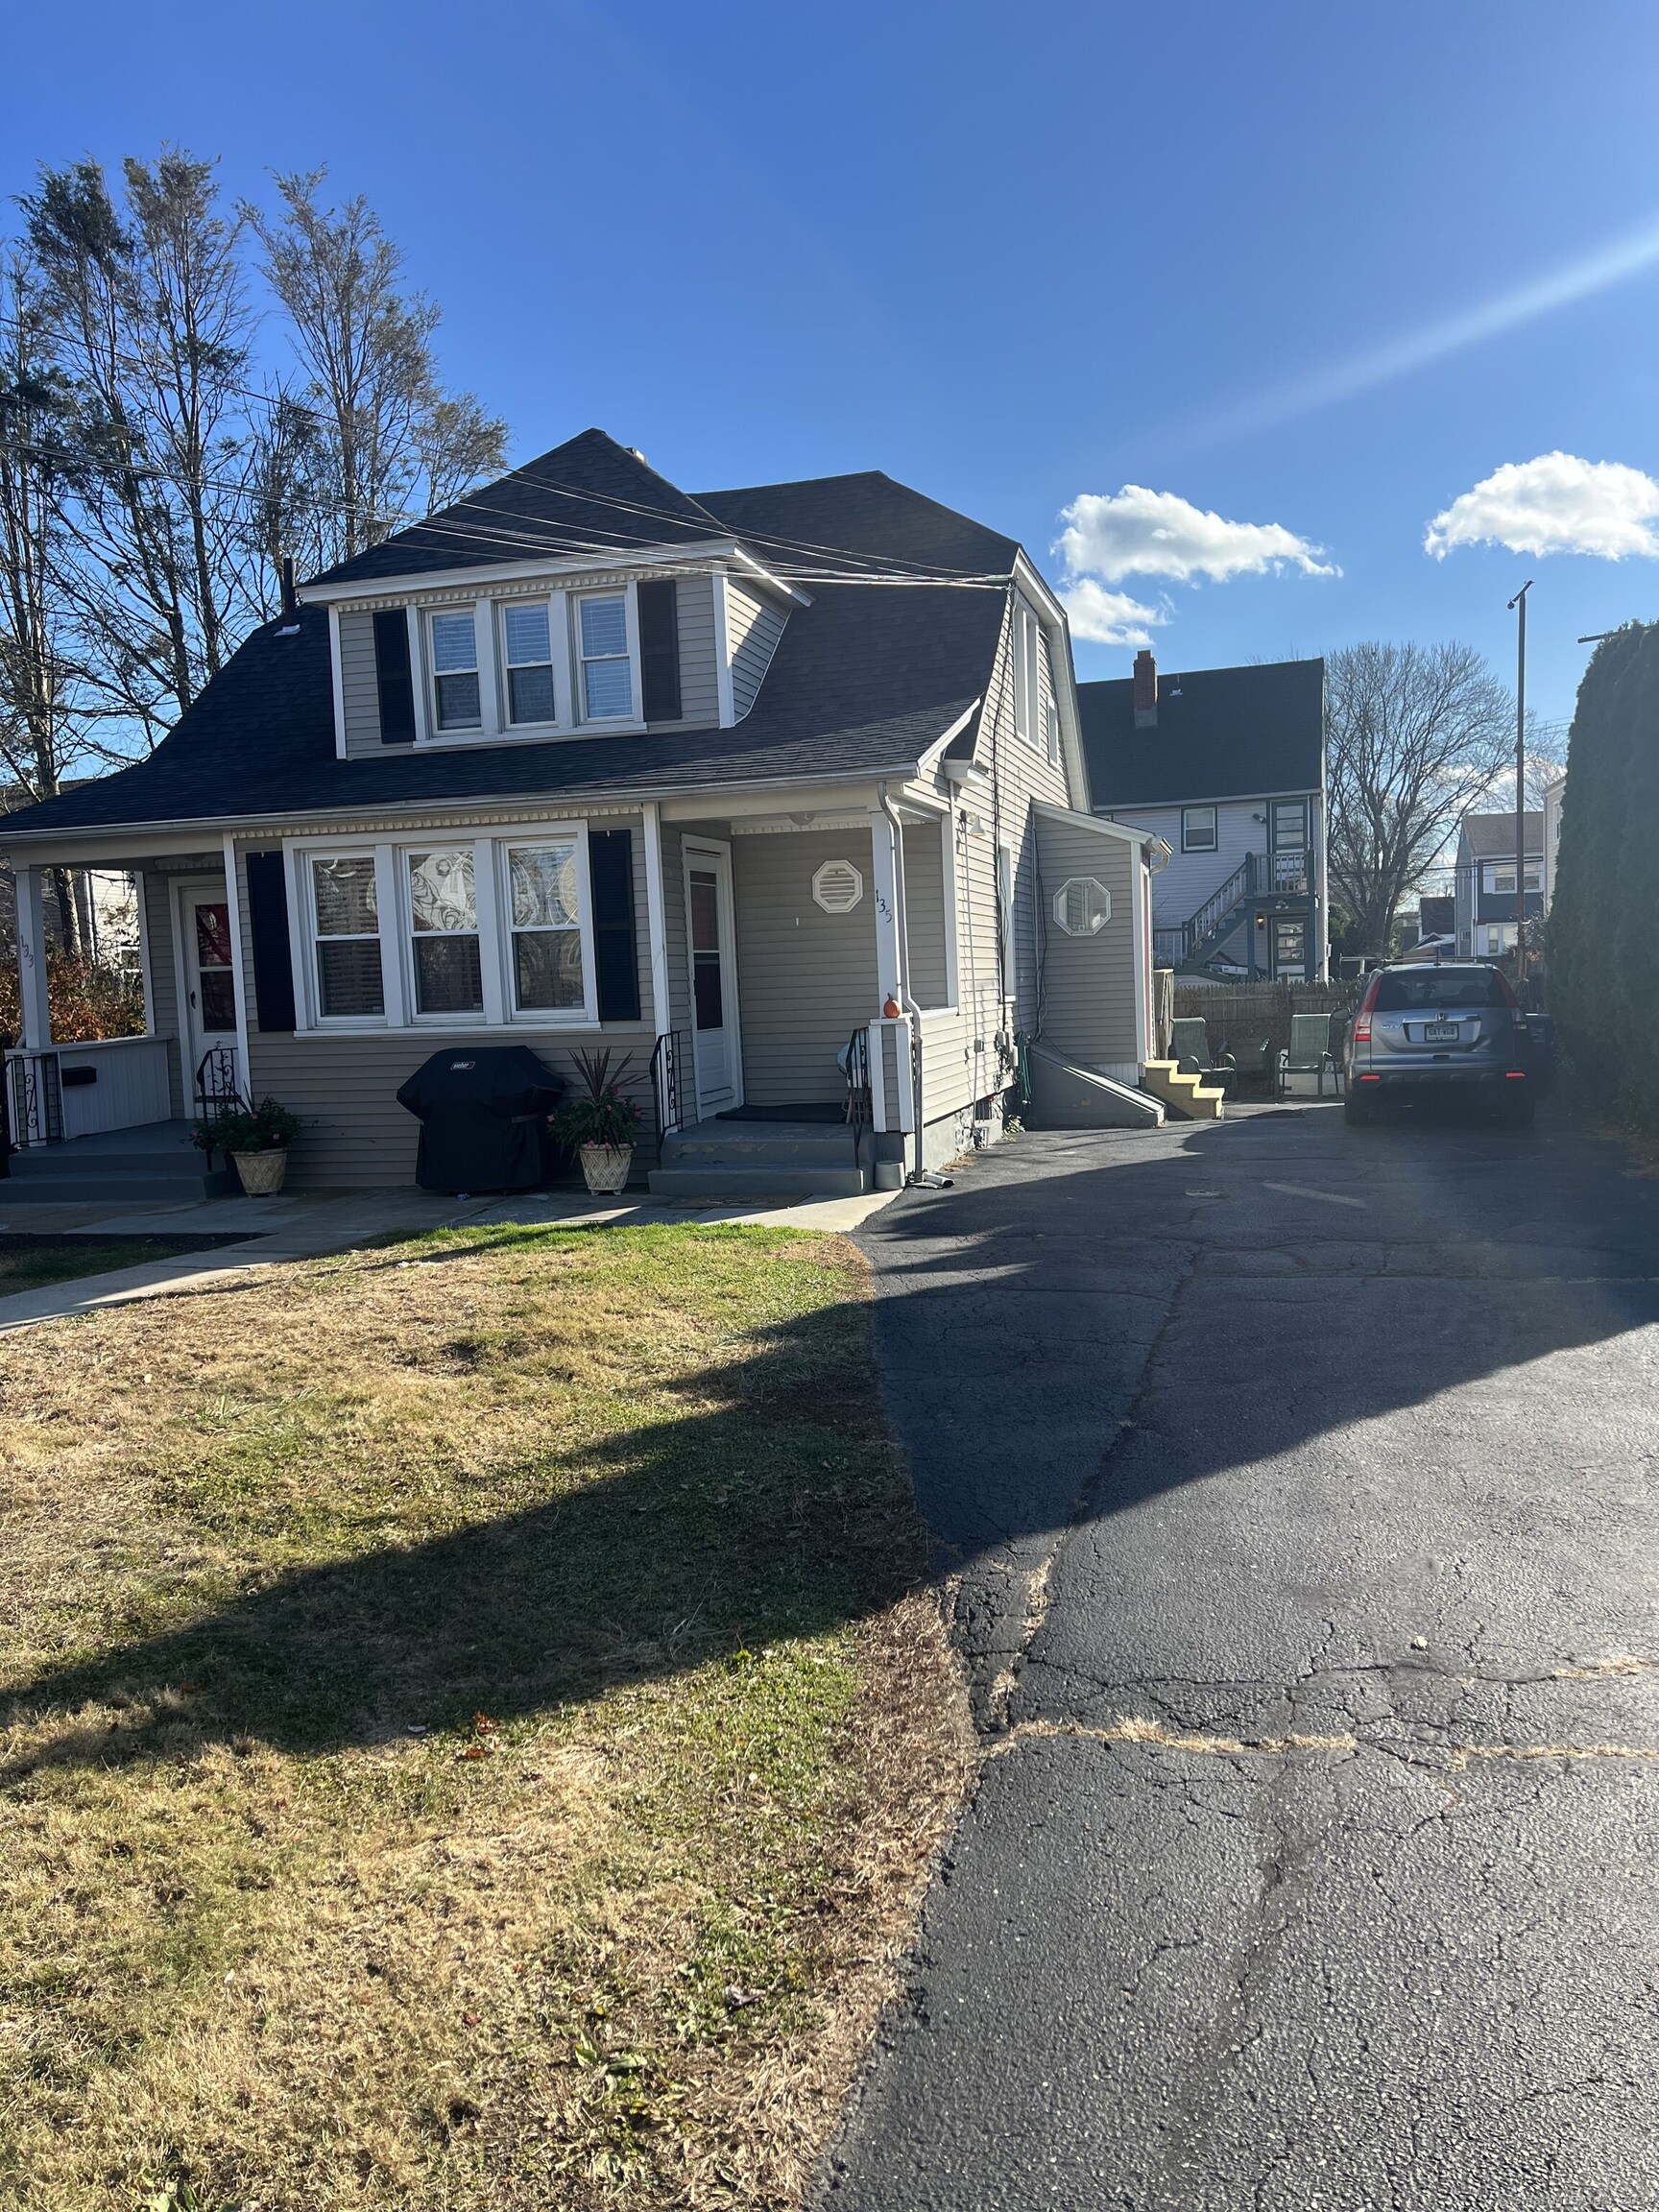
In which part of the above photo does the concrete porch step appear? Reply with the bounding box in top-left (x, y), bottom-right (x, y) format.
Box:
top-left (1, 1119), bottom-right (237, 1203)
top-left (0, 1171), bottom-right (235, 1205)
top-left (648, 1165), bottom-right (867, 1201)
top-left (661, 1122), bottom-right (857, 1168)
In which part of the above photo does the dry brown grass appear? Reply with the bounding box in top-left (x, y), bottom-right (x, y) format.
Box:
top-left (0, 1223), bottom-right (970, 2209)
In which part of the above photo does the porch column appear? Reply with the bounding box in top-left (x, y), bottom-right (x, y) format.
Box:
top-left (868, 797), bottom-right (906, 1011)
top-left (133, 869), bottom-right (159, 1036)
top-left (642, 802), bottom-right (671, 1037)
top-left (14, 864), bottom-right (51, 1048)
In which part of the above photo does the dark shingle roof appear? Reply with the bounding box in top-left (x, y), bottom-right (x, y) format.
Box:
top-left (0, 565), bottom-right (1004, 843)
top-left (1461, 811), bottom-right (1544, 857)
top-left (312, 429), bottom-right (725, 584)
top-left (1079, 657), bottom-right (1325, 809)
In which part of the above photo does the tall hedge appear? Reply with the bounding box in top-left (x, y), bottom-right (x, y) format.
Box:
top-left (1548, 621), bottom-right (1659, 1118)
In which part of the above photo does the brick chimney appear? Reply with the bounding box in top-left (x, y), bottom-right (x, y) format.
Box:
top-left (1133, 648), bottom-right (1158, 728)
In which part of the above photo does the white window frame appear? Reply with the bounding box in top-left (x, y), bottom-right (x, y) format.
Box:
top-left (1182, 805), bottom-right (1218, 854)
top-left (1012, 600), bottom-right (1041, 748)
top-left (283, 827), bottom-right (600, 1033)
top-left (495, 593), bottom-right (571, 732)
top-left (425, 605), bottom-right (485, 734)
top-left (572, 583), bottom-right (643, 728)
top-left (494, 830), bottom-right (597, 1025)
top-left (1485, 860), bottom-right (1541, 896)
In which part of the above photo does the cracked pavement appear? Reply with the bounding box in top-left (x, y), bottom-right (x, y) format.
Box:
top-left (821, 1101), bottom-right (1659, 2210)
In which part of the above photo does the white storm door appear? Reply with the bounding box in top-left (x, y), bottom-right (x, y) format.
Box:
top-left (176, 876), bottom-right (242, 1095)
top-left (684, 841), bottom-right (742, 1117)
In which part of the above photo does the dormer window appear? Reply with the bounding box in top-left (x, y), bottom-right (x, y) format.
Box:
top-left (429, 611), bottom-right (481, 730)
top-left (502, 600), bottom-right (556, 725)
top-left (578, 593), bottom-right (633, 719)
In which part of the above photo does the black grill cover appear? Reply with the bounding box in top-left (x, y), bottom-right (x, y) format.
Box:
top-left (396, 1046), bottom-right (567, 1193)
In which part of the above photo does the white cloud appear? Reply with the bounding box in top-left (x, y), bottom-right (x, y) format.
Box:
top-left (1425, 451), bottom-right (1659, 560)
top-left (1055, 485), bottom-right (1337, 586)
top-left (1060, 580), bottom-right (1168, 648)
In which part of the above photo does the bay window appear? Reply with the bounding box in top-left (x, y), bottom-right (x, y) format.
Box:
top-left (501, 600), bottom-right (556, 725)
top-left (429, 610), bottom-right (481, 731)
top-left (578, 593), bottom-right (632, 719)
top-left (310, 854), bottom-right (385, 1018)
top-left (506, 841), bottom-right (585, 1010)
top-left (407, 848), bottom-right (484, 1014)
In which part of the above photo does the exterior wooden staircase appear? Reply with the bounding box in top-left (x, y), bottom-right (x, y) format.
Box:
top-left (1140, 1060), bottom-right (1226, 1120)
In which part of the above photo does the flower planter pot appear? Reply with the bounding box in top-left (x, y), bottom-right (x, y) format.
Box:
top-left (578, 1142), bottom-right (634, 1195)
top-left (231, 1147), bottom-right (289, 1196)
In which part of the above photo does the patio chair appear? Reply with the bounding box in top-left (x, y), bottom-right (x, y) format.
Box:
top-left (1170, 1018), bottom-right (1236, 1093)
top-left (1277, 1013), bottom-right (1341, 1099)
top-left (1224, 1035), bottom-right (1273, 1093)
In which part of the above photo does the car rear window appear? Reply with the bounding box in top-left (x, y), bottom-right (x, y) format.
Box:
top-left (1372, 970), bottom-right (1509, 1011)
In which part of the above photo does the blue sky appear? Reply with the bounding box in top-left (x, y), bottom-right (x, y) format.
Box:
top-left (8, 0), bottom-right (1659, 725)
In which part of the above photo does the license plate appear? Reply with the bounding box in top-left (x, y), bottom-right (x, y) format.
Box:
top-left (1424, 1021), bottom-right (1459, 1043)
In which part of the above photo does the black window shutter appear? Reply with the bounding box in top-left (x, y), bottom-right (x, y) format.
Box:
top-left (245, 852), bottom-right (298, 1031)
top-left (373, 610), bottom-right (417, 743)
top-left (589, 830), bottom-right (640, 1022)
top-left (637, 580), bottom-right (682, 722)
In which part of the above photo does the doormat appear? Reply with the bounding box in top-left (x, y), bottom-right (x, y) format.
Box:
top-left (716, 1102), bottom-right (847, 1125)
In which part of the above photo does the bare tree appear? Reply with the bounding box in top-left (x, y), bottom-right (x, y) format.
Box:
top-left (244, 171), bottom-right (505, 563)
top-left (0, 245), bottom-right (98, 946)
top-left (1325, 640), bottom-right (1514, 958)
top-left (21, 152), bottom-right (260, 749)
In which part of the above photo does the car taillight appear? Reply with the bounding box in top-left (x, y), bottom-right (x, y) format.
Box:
top-left (1352, 975), bottom-right (1380, 1045)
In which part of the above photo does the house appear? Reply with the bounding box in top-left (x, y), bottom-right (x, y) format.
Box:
top-left (1454, 810), bottom-right (1544, 960)
top-left (0, 430), bottom-right (1166, 1196)
top-left (1078, 652), bottom-right (1328, 980)
top-left (1542, 772), bottom-right (1566, 908)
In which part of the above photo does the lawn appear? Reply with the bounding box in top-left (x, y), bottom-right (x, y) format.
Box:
top-left (0, 1231), bottom-right (252, 1295)
top-left (0, 1222), bottom-right (968, 2210)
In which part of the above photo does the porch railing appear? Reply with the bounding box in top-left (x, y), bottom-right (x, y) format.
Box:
top-left (6, 1049), bottom-right (63, 1148)
top-left (650, 1028), bottom-right (692, 1159)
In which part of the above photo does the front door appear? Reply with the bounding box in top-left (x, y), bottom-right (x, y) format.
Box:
top-left (177, 877), bottom-right (241, 1097)
top-left (684, 841), bottom-right (741, 1117)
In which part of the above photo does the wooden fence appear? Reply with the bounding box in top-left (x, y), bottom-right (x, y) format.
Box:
top-left (1171, 978), bottom-right (1362, 1063)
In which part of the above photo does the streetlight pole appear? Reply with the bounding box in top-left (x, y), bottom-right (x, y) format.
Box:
top-left (1507, 580), bottom-right (1533, 994)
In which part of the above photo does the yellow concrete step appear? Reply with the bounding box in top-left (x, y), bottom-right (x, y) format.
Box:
top-left (1141, 1060), bottom-right (1226, 1121)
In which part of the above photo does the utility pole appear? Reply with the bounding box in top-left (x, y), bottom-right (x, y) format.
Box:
top-left (1507, 580), bottom-right (1533, 994)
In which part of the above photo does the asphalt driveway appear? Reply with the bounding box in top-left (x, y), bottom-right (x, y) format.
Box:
top-left (823, 1100), bottom-right (1659, 2210)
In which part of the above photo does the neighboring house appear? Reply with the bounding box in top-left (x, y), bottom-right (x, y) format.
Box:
top-left (1454, 810), bottom-right (1544, 959)
top-left (1395, 892), bottom-right (1456, 962)
top-left (1078, 652), bottom-right (1328, 980)
top-left (0, 429), bottom-right (1166, 1190)
top-left (1542, 772), bottom-right (1566, 909)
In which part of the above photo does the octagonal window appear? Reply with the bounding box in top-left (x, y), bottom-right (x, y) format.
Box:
top-left (1054, 877), bottom-right (1112, 935)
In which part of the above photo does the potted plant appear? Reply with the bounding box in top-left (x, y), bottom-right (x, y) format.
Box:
top-left (193, 1096), bottom-right (302, 1196)
top-left (550, 1047), bottom-right (642, 1196)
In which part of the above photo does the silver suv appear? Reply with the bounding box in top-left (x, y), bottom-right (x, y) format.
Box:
top-left (1344, 962), bottom-right (1537, 1127)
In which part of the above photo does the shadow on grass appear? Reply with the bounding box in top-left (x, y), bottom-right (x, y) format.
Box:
top-left (1, 1293), bottom-right (920, 1783)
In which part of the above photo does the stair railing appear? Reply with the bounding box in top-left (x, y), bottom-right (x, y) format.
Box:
top-left (193, 1046), bottom-right (246, 1170)
top-left (650, 1028), bottom-right (692, 1161)
top-left (842, 1024), bottom-right (872, 1132)
top-left (1183, 853), bottom-right (1258, 959)
top-left (6, 1048), bottom-right (62, 1148)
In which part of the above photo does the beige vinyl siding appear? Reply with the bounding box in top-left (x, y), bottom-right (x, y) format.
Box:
top-left (729, 827), bottom-right (878, 1106)
top-left (726, 582), bottom-right (787, 721)
top-left (339, 610), bottom-right (383, 757)
top-left (1033, 812), bottom-right (1140, 1071)
top-left (902, 820), bottom-right (950, 1009)
top-left (139, 868), bottom-right (186, 1118)
top-left (657, 575), bottom-right (719, 732)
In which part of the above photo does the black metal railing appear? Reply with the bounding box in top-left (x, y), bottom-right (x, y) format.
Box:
top-left (1158, 849), bottom-right (1315, 967)
top-left (0, 1052), bottom-right (11, 1177)
top-left (843, 1024), bottom-right (872, 1132)
top-left (194, 1046), bottom-right (246, 1169)
top-left (650, 1028), bottom-right (692, 1158)
top-left (7, 1049), bottom-right (62, 1149)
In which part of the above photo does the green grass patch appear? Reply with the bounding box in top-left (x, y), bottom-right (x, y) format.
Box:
top-left (0, 1231), bottom-right (252, 1295)
top-left (0, 1221), bottom-right (964, 2209)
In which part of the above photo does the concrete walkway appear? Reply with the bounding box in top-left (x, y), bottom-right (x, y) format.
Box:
top-left (0, 1179), bottom-right (904, 1334)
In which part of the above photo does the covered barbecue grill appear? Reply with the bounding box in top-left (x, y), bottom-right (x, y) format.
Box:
top-left (396, 1046), bottom-right (566, 1193)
